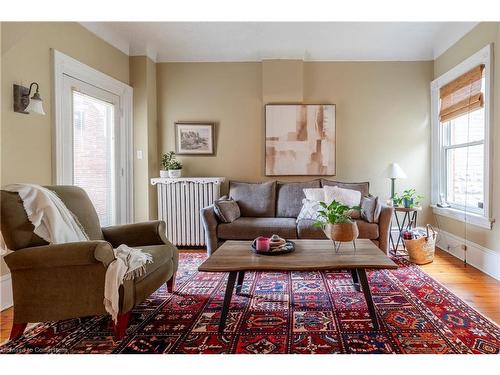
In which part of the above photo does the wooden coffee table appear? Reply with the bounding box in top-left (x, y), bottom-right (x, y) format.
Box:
top-left (198, 239), bottom-right (397, 332)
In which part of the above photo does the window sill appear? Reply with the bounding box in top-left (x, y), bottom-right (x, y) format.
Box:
top-left (431, 205), bottom-right (494, 230)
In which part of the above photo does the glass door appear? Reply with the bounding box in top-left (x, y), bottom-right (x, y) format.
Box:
top-left (62, 75), bottom-right (122, 226)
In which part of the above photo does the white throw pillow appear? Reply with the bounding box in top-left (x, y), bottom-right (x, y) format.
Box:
top-left (323, 185), bottom-right (362, 207)
top-left (303, 188), bottom-right (325, 202)
top-left (296, 199), bottom-right (321, 223)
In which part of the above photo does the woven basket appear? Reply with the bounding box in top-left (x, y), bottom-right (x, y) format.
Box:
top-left (404, 224), bottom-right (437, 265)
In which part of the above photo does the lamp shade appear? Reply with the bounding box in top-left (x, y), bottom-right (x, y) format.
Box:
top-left (385, 162), bottom-right (407, 179)
top-left (25, 97), bottom-right (45, 115)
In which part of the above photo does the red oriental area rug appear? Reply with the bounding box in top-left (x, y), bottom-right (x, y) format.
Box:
top-left (1, 253), bottom-right (499, 354)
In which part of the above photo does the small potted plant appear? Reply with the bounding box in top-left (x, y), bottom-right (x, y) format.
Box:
top-left (314, 200), bottom-right (361, 245)
top-left (400, 189), bottom-right (424, 208)
top-left (160, 151), bottom-right (183, 178)
top-left (392, 193), bottom-right (402, 207)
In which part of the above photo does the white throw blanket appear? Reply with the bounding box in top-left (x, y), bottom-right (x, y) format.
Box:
top-left (4, 184), bottom-right (153, 322)
top-left (4, 184), bottom-right (89, 243)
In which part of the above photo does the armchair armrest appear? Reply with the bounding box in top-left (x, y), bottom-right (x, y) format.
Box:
top-left (102, 220), bottom-right (168, 248)
top-left (4, 240), bottom-right (114, 271)
top-left (377, 204), bottom-right (394, 254)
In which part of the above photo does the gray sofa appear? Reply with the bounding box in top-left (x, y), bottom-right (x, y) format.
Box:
top-left (201, 179), bottom-right (394, 255)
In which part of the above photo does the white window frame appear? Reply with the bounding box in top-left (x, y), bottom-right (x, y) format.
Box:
top-left (52, 49), bottom-right (134, 224)
top-left (430, 44), bottom-right (494, 230)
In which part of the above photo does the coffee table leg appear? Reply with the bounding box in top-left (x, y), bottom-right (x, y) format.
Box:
top-left (350, 269), bottom-right (360, 291)
top-left (236, 271), bottom-right (245, 295)
top-left (356, 268), bottom-right (380, 330)
top-left (219, 271), bottom-right (237, 333)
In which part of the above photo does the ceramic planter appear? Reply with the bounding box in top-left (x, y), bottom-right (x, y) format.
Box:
top-left (168, 169), bottom-right (182, 178)
top-left (160, 170), bottom-right (169, 178)
top-left (403, 197), bottom-right (414, 208)
top-left (323, 221), bottom-right (359, 242)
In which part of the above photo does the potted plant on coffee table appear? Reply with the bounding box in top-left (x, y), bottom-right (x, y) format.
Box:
top-left (160, 151), bottom-right (183, 178)
top-left (314, 200), bottom-right (361, 252)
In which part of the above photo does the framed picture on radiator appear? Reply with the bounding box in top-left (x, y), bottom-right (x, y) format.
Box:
top-left (175, 122), bottom-right (215, 155)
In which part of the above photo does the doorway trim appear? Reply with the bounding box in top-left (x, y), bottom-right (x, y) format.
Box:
top-left (52, 49), bottom-right (134, 223)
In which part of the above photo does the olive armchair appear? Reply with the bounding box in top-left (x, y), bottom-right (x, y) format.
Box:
top-left (0, 186), bottom-right (178, 341)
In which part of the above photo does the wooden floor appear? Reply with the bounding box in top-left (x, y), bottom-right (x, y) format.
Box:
top-left (1, 247), bottom-right (499, 342)
top-left (419, 248), bottom-right (500, 324)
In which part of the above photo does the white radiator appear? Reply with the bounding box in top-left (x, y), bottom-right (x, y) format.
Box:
top-left (151, 177), bottom-right (224, 246)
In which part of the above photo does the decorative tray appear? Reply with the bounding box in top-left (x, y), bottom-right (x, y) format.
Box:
top-left (251, 240), bottom-right (295, 256)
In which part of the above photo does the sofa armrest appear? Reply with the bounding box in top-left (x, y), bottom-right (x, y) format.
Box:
top-left (4, 240), bottom-right (115, 271)
top-left (377, 205), bottom-right (394, 254)
top-left (102, 220), bottom-right (169, 248)
top-left (201, 205), bottom-right (220, 255)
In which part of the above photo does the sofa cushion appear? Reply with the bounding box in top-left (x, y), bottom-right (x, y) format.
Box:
top-left (229, 181), bottom-right (276, 217)
top-left (320, 179), bottom-right (370, 197)
top-left (217, 217), bottom-right (297, 240)
top-left (276, 180), bottom-right (320, 217)
top-left (297, 219), bottom-right (379, 240)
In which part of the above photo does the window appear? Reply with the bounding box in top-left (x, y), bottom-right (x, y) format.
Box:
top-left (72, 90), bottom-right (116, 227)
top-left (431, 45), bottom-right (494, 229)
top-left (53, 50), bottom-right (133, 225)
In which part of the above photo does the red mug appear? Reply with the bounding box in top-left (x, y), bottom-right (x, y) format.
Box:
top-left (255, 236), bottom-right (270, 251)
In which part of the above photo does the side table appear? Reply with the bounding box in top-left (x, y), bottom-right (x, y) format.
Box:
top-left (389, 206), bottom-right (422, 256)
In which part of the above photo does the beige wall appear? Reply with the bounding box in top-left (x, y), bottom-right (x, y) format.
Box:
top-left (262, 60), bottom-right (304, 102)
top-left (157, 60), bottom-right (434, 227)
top-left (0, 22), bottom-right (130, 276)
top-left (434, 22), bottom-right (500, 252)
top-left (157, 62), bottom-right (263, 193)
top-left (130, 56), bottom-right (158, 222)
top-left (303, 61), bottom-right (433, 224)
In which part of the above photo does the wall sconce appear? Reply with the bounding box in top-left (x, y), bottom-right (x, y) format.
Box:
top-left (13, 82), bottom-right (46, 115)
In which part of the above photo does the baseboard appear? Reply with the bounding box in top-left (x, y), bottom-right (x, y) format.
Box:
top-left (435, 229), bottom-right (500, 281)
top-left (0, 273), bottom-right (13, 311)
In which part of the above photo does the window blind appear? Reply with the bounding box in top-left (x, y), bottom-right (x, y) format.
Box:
top-left (439, 64), bottom-right (484, 123)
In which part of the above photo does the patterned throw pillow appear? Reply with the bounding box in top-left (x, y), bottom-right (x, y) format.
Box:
top-left (213, 198), bottom-right (241, 223)
top-left (323, 185), bottom-right (362, 207)
top-left (303, 188), bottom-right (325, 202)
top-left (361, 195), bottom-right (382, 223)
top-left (296, 199), bottom-right (321, 223)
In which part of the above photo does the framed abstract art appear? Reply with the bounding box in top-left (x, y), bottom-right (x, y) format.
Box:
top-left (265, 104), bottom-right (336, 176)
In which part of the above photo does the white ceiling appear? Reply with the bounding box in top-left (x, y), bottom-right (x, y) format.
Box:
top-left (81, 22), bottom-right (478, 62)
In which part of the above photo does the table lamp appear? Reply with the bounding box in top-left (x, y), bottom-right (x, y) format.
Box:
top-left (385, 162), bottom-right (407, 200)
